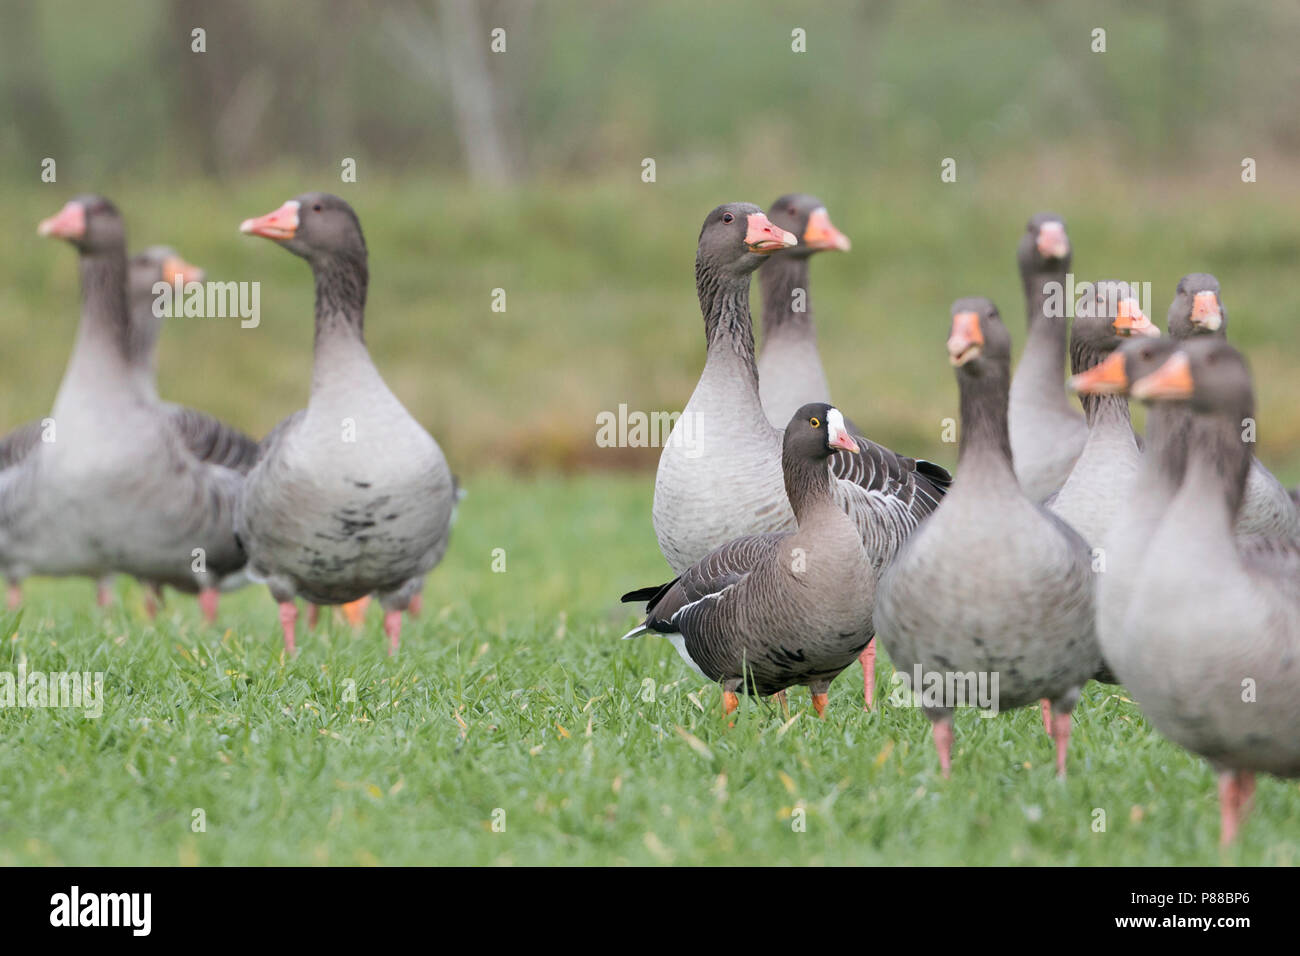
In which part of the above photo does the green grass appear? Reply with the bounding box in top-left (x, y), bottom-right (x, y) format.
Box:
top-left (2, 473), bottom-right (1297, 866)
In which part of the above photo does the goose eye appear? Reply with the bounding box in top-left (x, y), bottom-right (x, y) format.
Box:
top-left (313, 203), bottom-right (323, 212)
top-left (809, 417), bottom-right (820, 428)
top-left (722, 213), bottom-right (734, 224)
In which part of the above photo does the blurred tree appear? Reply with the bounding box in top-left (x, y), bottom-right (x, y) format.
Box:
top-left (0, 2), bottom-right (68, 166)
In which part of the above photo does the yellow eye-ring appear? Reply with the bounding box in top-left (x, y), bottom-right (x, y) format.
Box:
top-left (809, 417), bottom-right (820, 428)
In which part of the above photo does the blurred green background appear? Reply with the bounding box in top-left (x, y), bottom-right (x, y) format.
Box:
top-left (2, 0), bottom-right (1297, 481)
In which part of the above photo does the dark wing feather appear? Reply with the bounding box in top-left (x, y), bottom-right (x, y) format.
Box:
top-left (830, 433), bottom-right (951, 520)
top-left (624, 533), bottom-right (781, 633)
top-left (167, 405), bottom-right (260, 474)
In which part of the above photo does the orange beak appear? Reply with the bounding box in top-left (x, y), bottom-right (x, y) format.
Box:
top-left (1036, 221), bottom-right (1069, 259)
top-left (1069, 350), bottom-right (1130, 395)
top-left (803, 208), bottom-right (851, 252)
top-left (947, 310), bottom-right (984, 366)
top-left (37, 201), bottom-right (86, 240)
top-left (1113, 298), bottom-right (1158, 338)
top-left (744, 213), bottom-right (798, 254)
top-left (240, 200), bottom-right (300, 240)
top-left (1130, 351), bottom-right (1194, 401)
top-left (1189, 290), bottom-right (1223, 331)
top-left (341, 596), bottom-right (370, 628)
top-left (162, 255), bottom-right (205, 286)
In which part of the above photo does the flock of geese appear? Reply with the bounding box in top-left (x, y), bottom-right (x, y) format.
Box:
top-left (3, 191), bottom-right (1297, 846)
top-left (620, 196), bottom-right (1300, 845)
top-left (0, 193), bottom-right (456, 654)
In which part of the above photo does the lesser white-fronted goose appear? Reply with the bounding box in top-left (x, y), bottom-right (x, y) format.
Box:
top-left (1165, 273), bottom-right (1299, 541)
top-left (875, 298), bottom-right (1101, 778)
top-left (652, 203), bottom-right (950, 709)
top-left (236, 193), bottom-right (455, 654)
top-left (1008, 213), bottom-right (1086, 502)
top-left (0, 197), bottom-right (246, 618)
top-left (756, 194), bottom-right (851, 428)
top-left (625, 403), bottom-right (873, 717)
top-left (1115, 339), bottom-right (1300, 843)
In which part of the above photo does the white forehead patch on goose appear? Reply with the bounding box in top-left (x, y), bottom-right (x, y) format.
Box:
top-left (827, 407), bottom-right (847, 436)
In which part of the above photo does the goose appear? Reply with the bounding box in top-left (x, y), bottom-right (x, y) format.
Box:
top-left (236, 193), bottom-right (455, 654)
top-left (4, 246), bottom-right (206, 610)
top-left (1037, 282), bottom-right (1159, 710)
top-left (1070, 336), bottom-right (1184, 674)
top-left (624, 404), bottom-right (873, 717)
top-left (874, 298), bottom-right (1101, 778)
top-left (1165, 273), bottom-right (1299, 541)
top-left (0, 196), bottom-right (246, 619)
top-left (1114, 338), bottom-right (1300, 844)
top-left (652, 202), bottom-right (950, 709)
top-left (3, 247), bottom-right (262, 616)
top-left (1008, 213), bottom-right (1086, 502)
top-left (756, 194), bottom-right (851, 428)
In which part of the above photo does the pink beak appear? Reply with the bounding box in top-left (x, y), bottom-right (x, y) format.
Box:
top-left (1036, 221), bottom-right (1069, 259)
top-left (38, 202), bottom-right (86, 240)
top-left (240, 201), bottom-right (300, 240)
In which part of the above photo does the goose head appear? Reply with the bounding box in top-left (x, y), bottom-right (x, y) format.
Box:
top-left (241, 192), bottom-right (367, 266)
top-left (1016, 212), bottom-right (1071, 273)
top-left (1070, 335), bottom-right (1180, 397)
top-left (1071, 279), bottom-right (1158, 357)
top-left (784, 402), bottom-right (859, 459)
top-left (947, 297), bottom-right (1011, 376)
top-left (766, 194), bottom-right (851, 257)
top-left (1132, 338), bottom-right (1253, 421)
top-left (696, 202), bottom-right (796, 279)
top-left (1167, 273), bottom-right (1226, 339)
top-left (38, 195), bottom-right (126, 254)
top-left (131, 246), bottom-right (205, 294)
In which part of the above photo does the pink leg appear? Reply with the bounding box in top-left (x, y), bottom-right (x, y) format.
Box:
top-left (932, 719), bottom-right (954, 778)
top-left (1051, 710), bottom-right (1072, 778)
top-left (6, 584), bottom-right (20, 610)
top-left (407, 593), bottom-right (423, 618)
top-left (96, 581), bottom-right (113, 608)
top-left (384, 609), bottom-right (402, 655)
top-left (1217, 773), bottom-right (1240, 846)
top-left (1040, 699), bottom-right (1053, 736)
top-left (307, 604), bottom-right (320, 630)
top-left (199, 588), bottom-right (218, 625)
top-left (145, 587), bottom-right (159, 620)
top-left (1218, 770), bottom-right (1256, 846)
top-left (279, 601), bottom-right (298, 655)
top-left (860, 640), bottom-right (877, 710)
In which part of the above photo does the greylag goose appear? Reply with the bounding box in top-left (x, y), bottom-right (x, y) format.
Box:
top-left (756, 194), bottom-right (851, 428)
top-left (0, 197), bottom-right (246, 618)
top-left (236, 193), bottom-right (455, 654)
top-left (874, 298), bottom-right (1101, 778)
top-left (4, 246), bottom-right (210, 610)
top-left (1114, 339), bottom-right (1300, 844)
top-left (1008, 213), bottom-right (1086, 502)
top-left (625, 403), bottom-right (872, 717)
top-left (3, 247), bottom-right (262, 616)
top-left (1070, 336), bottom-right (1184, 676)
top-left (1166, 273), bottom-right (1299, 541)
top-left (652, 202), bottom-right (950, 709)
top-left (1040, 282), bottom-right (1158, 701)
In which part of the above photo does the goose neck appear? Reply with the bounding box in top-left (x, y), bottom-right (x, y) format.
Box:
top-left (760, 255), bottom-right (812, 340)
top-left (697, 264), bottom-right (760, 389)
